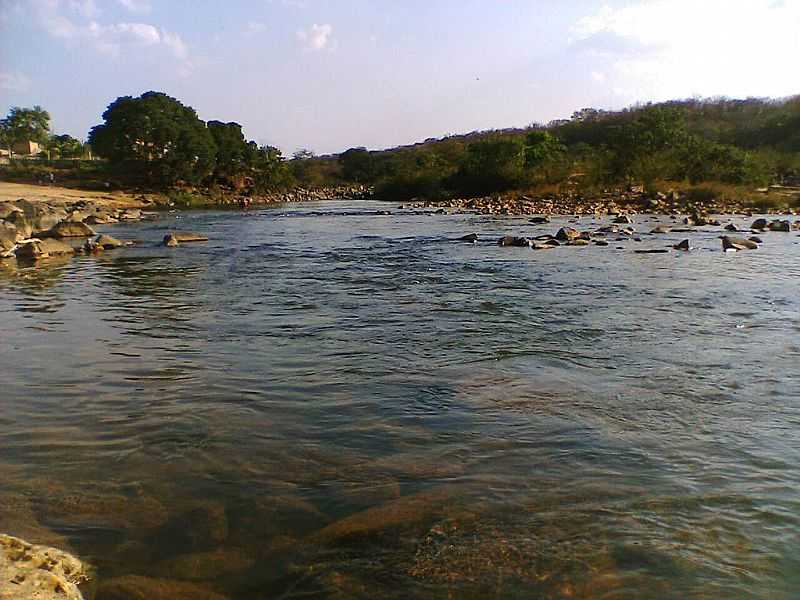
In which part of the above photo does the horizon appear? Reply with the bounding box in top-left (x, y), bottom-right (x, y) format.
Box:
top-left (2, 0), bottom-right (799, 155)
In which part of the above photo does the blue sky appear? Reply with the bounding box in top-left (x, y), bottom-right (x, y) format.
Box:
top-left (1, 0), bottom-right (799, 155)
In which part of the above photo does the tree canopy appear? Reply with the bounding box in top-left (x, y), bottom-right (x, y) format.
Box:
top-left (88, 91), bottom-right (217, 185)
top-left (1, 106), bottom-right (51, 154)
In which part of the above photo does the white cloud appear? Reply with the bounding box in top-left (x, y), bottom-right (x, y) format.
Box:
top-left (245, 21), bottom-right (267, 36)
top-left (297, 23), bottom-right (333, 50)
top-left (117, 0), bottom-right (151, 13)
top-left (0, 71), bottom-right (31, 92)
top-left (572, 0), bottom-right (800, 101)
top-left (29, 0), bottom-right (188, 62)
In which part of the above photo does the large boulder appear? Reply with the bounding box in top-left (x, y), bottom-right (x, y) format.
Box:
top-left (15, 239), bottom-right (76, 260)
top-left (0, 534), bottom-right (90, 600)
top-left (46, 221), bottom-right (96, 238)
top-left (14, 199), bottom-right (68, 233)
top-left (750, 218), bottom-right (768, 231)
top-left (0, 223), bottom-right (19, 257)
top-left (5, 211), bottom-right (33, 239)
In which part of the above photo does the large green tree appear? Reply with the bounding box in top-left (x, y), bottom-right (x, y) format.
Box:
top-left (207, 120), bottom-right (248, 179)
top-left (1, 106), bottom-right (51, 156)
top-left (88, 91), bottom-right (216, 185)
top-left (45, 134), bottom-right (84, 159)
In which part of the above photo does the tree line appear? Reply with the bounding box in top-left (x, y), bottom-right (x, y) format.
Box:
top-left (3, 92), bottom-right (799, 199)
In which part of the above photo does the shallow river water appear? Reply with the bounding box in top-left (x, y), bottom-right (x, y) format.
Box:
top-left (1, 201), bottom-right (800, 599)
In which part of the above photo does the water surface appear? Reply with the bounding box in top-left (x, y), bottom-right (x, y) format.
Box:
top-left (1, 201), bottom-right (799, 598)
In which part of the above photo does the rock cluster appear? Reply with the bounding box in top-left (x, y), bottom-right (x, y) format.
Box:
top-left (402, 187), bottom-right (799, 217)
top-left (0, 198), bottom-right (148, 261)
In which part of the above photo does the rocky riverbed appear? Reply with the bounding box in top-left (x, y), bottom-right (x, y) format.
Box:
top-left (401, 186), bottom-right (800, 216)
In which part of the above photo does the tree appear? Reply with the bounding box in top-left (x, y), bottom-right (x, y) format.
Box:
top-left (46, 134), bottom-right (84, 159)
top-left (88, 91), bottom-right (216, 185)
top-left (251, 145), bottom-right (293, 191)
top-left (207, 120), bottom-right (248, 179)
top-left (1, 106), bottom-right (51, 156)
top-left (450, 136), bottom-right (526, 196)
top-left (338, 147), bottom-right (377, 183)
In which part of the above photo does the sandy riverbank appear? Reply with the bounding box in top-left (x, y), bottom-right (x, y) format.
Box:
top-left (0, 181), bottom-right (149, 209)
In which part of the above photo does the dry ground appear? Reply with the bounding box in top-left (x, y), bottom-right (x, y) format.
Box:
top-left (0, 181), bottom-right (146, 209)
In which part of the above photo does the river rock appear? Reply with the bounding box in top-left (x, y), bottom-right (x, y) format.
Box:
top-left (555, 227), bottom-right (580, 242)
top-left (459, 233), bottom-right (478, 242)
top-left (750, 218), bottom-right (768, 231)
top-left (673, 239), bottom-right (691, 251)
top-left (153, 548), bottom-right (254, 581)
top-left (568, 238), bottom-right (590, 246)
top-left (5, 211), bottom-right (33, 239)
top-left (650, 225), bottom-right (671, 234)
top-left (497, 235), bottom-right (529, 247)
top-left (46, 221), bottom-right (95, 238)
top-left (0, 202), bottom-right (23, 220)
top-left (84, 213), bottom-right (118, 225)
top-left (309, 486), bottom-right (456, 544)
top-left (170, 232), bottom-right (209, 243)
top-left (15, 239), bottom-right (76, 260)
top-left (749, 236), bottom-right (763, 244)
top-left (96, 575), bottom-right (229, 600)
top-left (0, 223), bottom-right (19, 257)
top-left (95, 234), bottom-right (124, 250)
top-left (163, 234), bottom-right (179, 247)
top-left (634, 249), bottom-right (669, 254)
top-left (721, 235), bottom-right (758, 251)
top-left (613, 214), bottom-right (633, 224)
top-left (529, 216), bottom-right (550, 224)
top-left (768, 219), bottom-right (791, 232)
top-left (119, 209), bottom-right (142, 221)
top-left (0, 534), bottom-right (90, 600)
top-left (154, 502), bottom-right (228, 553)
top-left (724, 223), bottom-right (740, 232)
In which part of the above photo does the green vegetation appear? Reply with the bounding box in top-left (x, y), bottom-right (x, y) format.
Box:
top-left (3, 94), bottom-right (799, 207)
top-left (318, 96), bottom-right (800, 201)
top-left (86, 91), bottom-right (291, 191)
top-left (0, 106), bottom-right (51, 156)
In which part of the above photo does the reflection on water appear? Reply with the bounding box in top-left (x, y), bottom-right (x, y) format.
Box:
top-left (1, 202), bottom-right (799, 599)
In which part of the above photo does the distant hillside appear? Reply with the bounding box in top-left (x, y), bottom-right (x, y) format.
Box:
top-left (299, 96), bottom-right (799, 202)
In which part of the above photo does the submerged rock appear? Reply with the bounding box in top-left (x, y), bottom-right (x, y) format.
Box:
top-left (497, 235), bottom-right (529, 247)
top-left (673, 239), bottom-right (692, 251)
top-left (613, 214), bottom-right (633, 224)
top-left (0, 534), bottom-right (90, 600)
top-left (96, 575), bottom-right (229, 600)
top-left (529, 216), bottom-right (550, 224)
top-left (458, 233), bottom-right (478, 242)
top-left (95, 234), bottom-right (125, 250)
top-left (15, 239), bottom-right (76, 260)
top-left (650, 225), bottom-right (671, 234)
top-left (163, 234), bottom-right (179, 247)
top-left (171, 231), bottom-right (209, 243)
top-left (634, 249), bottom-right (669, 254)
top-left (309, 486), bottom-right (456, 544)
top-left (153, 548), bottom-right (254, 581)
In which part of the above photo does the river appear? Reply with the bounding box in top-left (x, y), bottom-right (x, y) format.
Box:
top-left (1, 201), bottom-right (799, 598)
